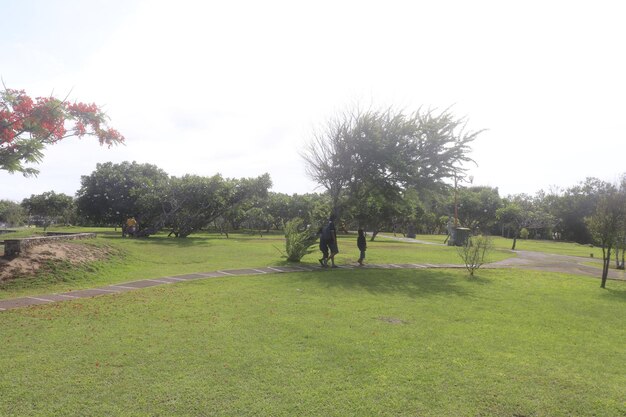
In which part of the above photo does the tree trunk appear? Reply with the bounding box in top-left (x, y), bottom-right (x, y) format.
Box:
top-left (601, 246), bottom-right (611, 289)
top-left (511, 237), bottom-right (517, 250)
top-left (370, 230), bottom-right (379, 241)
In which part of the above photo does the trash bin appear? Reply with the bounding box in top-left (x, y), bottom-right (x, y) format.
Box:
top-left (448, 227), bottom-right (470, 246)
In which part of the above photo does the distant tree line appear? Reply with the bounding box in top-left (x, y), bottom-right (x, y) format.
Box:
top-left (3, 165), bottom-right (623, 247)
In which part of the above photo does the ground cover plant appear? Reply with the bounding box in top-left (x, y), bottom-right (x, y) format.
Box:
top-left (0, 227), bottom-right (513, 299)
top-left (0, 268), bottom-right (624, 416)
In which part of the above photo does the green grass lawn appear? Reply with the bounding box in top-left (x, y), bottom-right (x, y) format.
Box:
top-left (0, 227), bottom-right (514, 299)
top-left (0, 268), bottom-right (624, 416)
top-left (412, 233), bottom-right (604, 258)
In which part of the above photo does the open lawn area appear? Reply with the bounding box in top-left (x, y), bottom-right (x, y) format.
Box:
top-left (1, 268), bottom-right (624, 416)
top-left (413, 234), bottom-right (605, 258)
top-left (0, 227), bottom-right (514, 299)
top-left (1, 228), bottom-right (624, 416)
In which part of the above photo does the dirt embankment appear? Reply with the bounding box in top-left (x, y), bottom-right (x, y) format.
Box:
top-left (0, 241), bottom-right (114, 282)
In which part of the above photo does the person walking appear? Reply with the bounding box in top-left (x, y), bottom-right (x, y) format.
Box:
top-left (318, 226), bottom-right (329, 267)
top-left (357, 228), bottom-right (367, 266)
top-left (325, 215), bottom-right (339, 268)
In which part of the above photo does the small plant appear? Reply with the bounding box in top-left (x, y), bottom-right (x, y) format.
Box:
top-left (456, 235), bottom-right (493, 276)
top-left (284, 218), bottom-right (318, 262)
top-left (520, 228), bottom-right (529, 239)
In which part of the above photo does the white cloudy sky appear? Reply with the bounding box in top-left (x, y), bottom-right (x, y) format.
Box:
top-left (1, 0), bottom-right (624, 202)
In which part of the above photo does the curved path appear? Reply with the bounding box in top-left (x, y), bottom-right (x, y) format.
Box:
top-left (486, 249), bottom-right (626, 279)
top-left (380, 233), bottom-right (626, 280)
top-left (1, 248), bottom-right (623, 313)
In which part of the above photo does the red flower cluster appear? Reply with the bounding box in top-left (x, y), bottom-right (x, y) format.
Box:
top-left (1, 88), bottom-right (125, 147)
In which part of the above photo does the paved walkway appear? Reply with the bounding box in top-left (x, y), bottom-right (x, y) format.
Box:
top-left (486, 250), bottom-right (626, 280)
top-left (0, 262), bottom-right (464, 312)
top-left (380, 233), bottom-right (626, 280)
top-left (1, 250), bottom-right (623, 313)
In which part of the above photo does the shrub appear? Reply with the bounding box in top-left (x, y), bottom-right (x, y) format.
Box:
top-left (284, 218), bottom-right (318, 262)
top-left (456, 235), bottom-right (494, 276)
top-left (520, 228), bottom-right (529, 239)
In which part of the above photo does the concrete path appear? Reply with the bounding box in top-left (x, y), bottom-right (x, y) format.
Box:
top-left (486, 249), bottom-right (626, 280)
top-left (0, 262), bottom-right (464, 312)
top-left (380, 233), bottom-right (626, 280)
top-left (1, 249), bottom-right (623, 313)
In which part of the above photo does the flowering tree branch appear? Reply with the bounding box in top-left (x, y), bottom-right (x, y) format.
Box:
top-left (0, 85), bottom-right (125, 176)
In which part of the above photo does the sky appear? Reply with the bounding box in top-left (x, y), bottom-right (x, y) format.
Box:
top-left (1, 0), bottom-right (625, 202)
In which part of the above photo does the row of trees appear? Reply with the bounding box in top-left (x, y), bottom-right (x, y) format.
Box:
top-left (2, 164), bottom-right (624, 246)
top-left (74, 161), bottom-right (275, 238)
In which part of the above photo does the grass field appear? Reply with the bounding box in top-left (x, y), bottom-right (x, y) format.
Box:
top-left (0, 227), bottom-right (514, 299)
top-left (412, 233), bottom-right (604, 258)
top-left (1, 227), bottom-right (624, 416)
top-left (0, 268), bottom-right (624, 416)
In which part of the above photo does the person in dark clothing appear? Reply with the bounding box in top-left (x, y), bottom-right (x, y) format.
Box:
top-left (318, 226), bottom-right (329, 267)
top-left (357, 228), bottom-right (367, 266)
top-left (325, 215), bottom-right (339, 268)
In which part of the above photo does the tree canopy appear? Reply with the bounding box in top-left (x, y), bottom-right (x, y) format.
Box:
top-left (1, 86), bottom-right (124, 176)
top-left (586, 182), bottom-right (626, 287)
top-left (163, 173), bottom-right (272, 238)
top-left (301, 107), bottom-right (481, 221)
top-left (21, 191), bottom-right (74, 229)
top-left (76, 161), bottom-right (169, 227)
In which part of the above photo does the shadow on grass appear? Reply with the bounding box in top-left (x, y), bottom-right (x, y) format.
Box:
top-left (304, 268), bottom-right (480, 298)
top-left (99, 234), bottom-right (214, 247)
top-left (602, 287), bottom-right (626, 302)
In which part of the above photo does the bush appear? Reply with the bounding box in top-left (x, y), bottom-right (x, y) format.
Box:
top-left (520, 228), bottom-right (529, 239)
top-left (284, 218), bottom-right (318, 262)
top-left (456, 235), bottom-right (494, 276)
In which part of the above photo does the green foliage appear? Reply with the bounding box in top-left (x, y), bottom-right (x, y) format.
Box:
top-left (454, 185), bottom-right (502, 232)
top-left (456, 235), bottom-right (494, 276)
top-left (0, 199), bottom-right (26, 226)
top-left (496, 203), bottom-right (523, 235)
top-left (21, 191), bottom-right (75, 228)
top-left (75, 162), bottom-right (272, 237)
top-left (76, 161), bottom-right (169, 226)
top-left (165, 173), bottom-right (272, 237)
top-left (585, 187), bottom-right (626, 287)
top-left (284, 218), bottom-right (318, 262)
top-left (1, 86), bottom-right (124, 176)
top-left (519, 227), bottom-right (529, 239)
top-left (302, 106), bottom-right (482, 219)
top-left (551, 177), bottom-right (615, 243)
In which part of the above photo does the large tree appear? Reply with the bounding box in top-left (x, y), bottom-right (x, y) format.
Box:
top-left (454, 186), bottom-right (502, 233)
top-left (550, 178), bottom-right (614, 244)
top-left (163, 173), bottom-right (272, 238)
top-left (21, 191), bottom-right (75, 229)
top-left (496, 203), bottom-right (523, 250)
top-left (302, 107), bottom-right (481, 220)
top-left (497, 193), bottom-right (557, 249)
top-left (76, 161), bottom-right (170, 227)
top-left (0, 199), bottom-right (26, 227)
top-left (586, 188), bottom-right (626, 288)
top-left (1, 86), bottom-right (124, 176)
